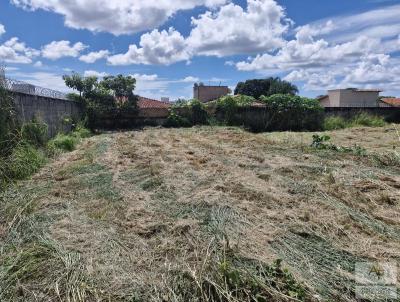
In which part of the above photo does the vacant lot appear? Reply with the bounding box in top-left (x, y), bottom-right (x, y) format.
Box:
top-left (1, 125), bottom-right (400, 301)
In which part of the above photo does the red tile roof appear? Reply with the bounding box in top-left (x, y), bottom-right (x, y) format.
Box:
top-left (381, 98), bottom-right (400, 107)
top-left (137, 96), bottom-right (171, 109)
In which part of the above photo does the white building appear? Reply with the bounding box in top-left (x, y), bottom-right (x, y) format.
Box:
top-left (318, 88), bottom-right (382, 107)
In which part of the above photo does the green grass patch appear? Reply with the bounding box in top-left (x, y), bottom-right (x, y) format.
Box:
top-left (7, 143), bottom-right (47, 180)
top-left (324, 113), bottom-right (387, 130)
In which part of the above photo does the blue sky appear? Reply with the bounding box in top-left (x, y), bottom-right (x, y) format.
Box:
top-left (1, 0), bottom-right (400, 100)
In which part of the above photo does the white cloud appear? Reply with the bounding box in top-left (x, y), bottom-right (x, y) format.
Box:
top-left (0, 37), bottom-right (39, 64)
top-left (11, 0), bottom-right (228, 35)
top-left (236, 35), bottom-right (381, 72)
top-left (301, 4), bottom-right (400, 43)
top-left (0, 24), bottom-right (5, 36)
top-left (83, 70), bottom-right (108, 77)
top-left (42, 40), bottom-right (87, 60)
top-left (187, 0), bottom-right (289, 56)
top-left (182, 76), bottom-right (200, 82)
top-left (108, 28), bottom-right (190, 65)
top-left (9, 71), bottom-right (70, 92)
top-left (108, 0), bottom-right (290, 65)
top-left (33, 60), bottom-right (43, 67)
top-left (79, 50), bottom-right (109, 63)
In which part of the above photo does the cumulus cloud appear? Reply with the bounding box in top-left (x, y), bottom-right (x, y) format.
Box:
top-left (42, 40), bottom-right (87, 60)
top-left (79, 50), bottom-right (109, 63)
top-left (11, 0), bottom-right (228, 35)
top-left (187, 0), bottom-right (289, 56)
top-left (236, 35), bottom-right (381, 72)
top-left (182, 76), bottom-right (200, 82)
top-left (83, 70), bottom-right (108, 77)
top-left (0, 37), bottom-right (40, 63)
top-left (0, 24), bottom-right (5, 36)
top-left (108, 28), bottom-right (190, 65)
top-left (108, 0), bottom-right (290, 65)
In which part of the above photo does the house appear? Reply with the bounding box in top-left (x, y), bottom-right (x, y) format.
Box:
top-left (193, 83), bottom-right (231, 103)
top-left (380, 98), bottom-right (400, 108)
top-left (317, 88), bottom-right (382, 107)
top-left (137, 96), bottom-right (171, 118)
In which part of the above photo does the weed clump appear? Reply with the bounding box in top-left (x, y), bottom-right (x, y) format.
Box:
top-left (324, 113), bottom-right (387, 130)
top-left (20, 117), bottom-right (48, 147)
top-left (311, 134), bottom-right (366, 155)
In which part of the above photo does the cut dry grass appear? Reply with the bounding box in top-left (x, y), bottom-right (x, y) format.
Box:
top-left (1, 125), bottom-right (400, 301)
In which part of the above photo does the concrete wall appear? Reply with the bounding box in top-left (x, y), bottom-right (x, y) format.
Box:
top-left (325, 107), bottom-right (400, 123)
top-left (194, 85), bottom-right (230, 103)
top-left (325, 89), bottom-right (380, 107)
top-left (12, 92), bottom-right (84, 137)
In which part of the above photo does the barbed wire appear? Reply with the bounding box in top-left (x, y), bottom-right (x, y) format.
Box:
top-left (0, 76), bottom-right (67, 100)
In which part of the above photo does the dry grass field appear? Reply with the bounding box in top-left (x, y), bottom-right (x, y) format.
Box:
top-left (1, 125), bottom-right (400, 301)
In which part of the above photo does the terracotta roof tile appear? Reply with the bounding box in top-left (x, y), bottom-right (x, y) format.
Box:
top-left (137, 97), bottom-right (171, 109)
top-left (381, 98), bottom-right (400, 107)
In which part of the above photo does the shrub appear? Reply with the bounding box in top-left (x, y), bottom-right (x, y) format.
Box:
top-left (215, 95), bottom-right (255, 125)
top-left (165, 99), bottom-right (209, 127)
top-left (0, 80), bottom-right (17, 154)
top-left (7, 143), bottom-right (47, 180)
top-left (260, 94), bottom-right (324, 131)
top-left (323, 116), bottom-right (348, 130)
top-left (323, 113), bottom-right (387, 131)
top-left (165, 110), bottom-right (191, 128)
top-left (350, 112), bottom-right (386, 127)
top-left (21, 117), bottom-right (48, 147)
top-left (48, 134), bottom-right (78, 152)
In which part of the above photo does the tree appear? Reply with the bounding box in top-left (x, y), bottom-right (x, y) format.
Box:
top-left (63, 73), bottom-right (98, 99)
top-left (234, 77), bottom-right (298, 99)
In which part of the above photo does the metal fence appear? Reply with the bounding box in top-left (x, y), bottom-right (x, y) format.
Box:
top-left (0, 76), bottom-right (67, 100)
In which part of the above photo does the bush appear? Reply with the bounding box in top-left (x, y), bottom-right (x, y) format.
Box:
top-left (350, 112), bottom-right (386, 127)
top-left (48, 134), bottom-right (78, 152)
top-left (21, 117), bottom-right (48, 147)
top-left (7, 143), bottom-right (47, 180)
top-left (323, 116), bottom-right (348, 130)
top-left (259, 94), bottom-right (324, 131)
top-left (215, 95), bottom-right (255, 125)
top-left (165, 99), bottom-right (209, 127)
top-left (165, 110), bottom-right (191, 128)
top-left (323, 113), bottom-right (387, 131)
top-left (0, 82), bottom-right (17, 154)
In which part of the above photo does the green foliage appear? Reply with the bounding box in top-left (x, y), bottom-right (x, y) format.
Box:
top-left (350, 112), bottom-right (386, 127)
top-left (311, 134), bottom-right (366, 155)
top-left (234, 77), bottom-right (298, 99)
top-left (260, 94), bottom-right (324, 131)
top-left (7, 142), bottom-right (47, 180)
top-left (63, 73), bottom-right (139, 129)
top-left (48, 134), bottom-right (78, 152)
top-left (215, 257), bottom-right (307, 301)
top-left (323, 116), bottom-right (348, 130)
top-left (215, 95), bottom-right (255, 124)
top-left (21, 117), bottom-right (48, 147)
top-left (323, 113), bottom-right (387, 130)
top-left (0, 79), bottom-right (17, 154)
top-left (165, 110), bottom-right (191, 128)
top-left (166, 99), bottom-right (209, 127)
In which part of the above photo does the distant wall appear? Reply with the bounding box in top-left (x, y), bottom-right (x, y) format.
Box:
top-left (324, 107), bottom-right (400, 123)
top-left (12, 91), bottom-right (84, 137)
top-left (194, 86), bottom-right (230, 103)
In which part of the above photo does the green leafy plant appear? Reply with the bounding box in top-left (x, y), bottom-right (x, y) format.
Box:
top-left (260, 94), bottom-right (324, 131)
top-left (311, 134), bottom-right (366, 155)
top-left (165, 99), bottom-right (209, 127)
top-left (7, 142), bottom-right (47, 180)
top-left (235, 77), bottom-right (298, 99)
top-left (20, 117), bottom-right (48, 147)
top-left (215, 95), bottom-right (255, 125)
top-left (48, 134), bottom-right (78, 152)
